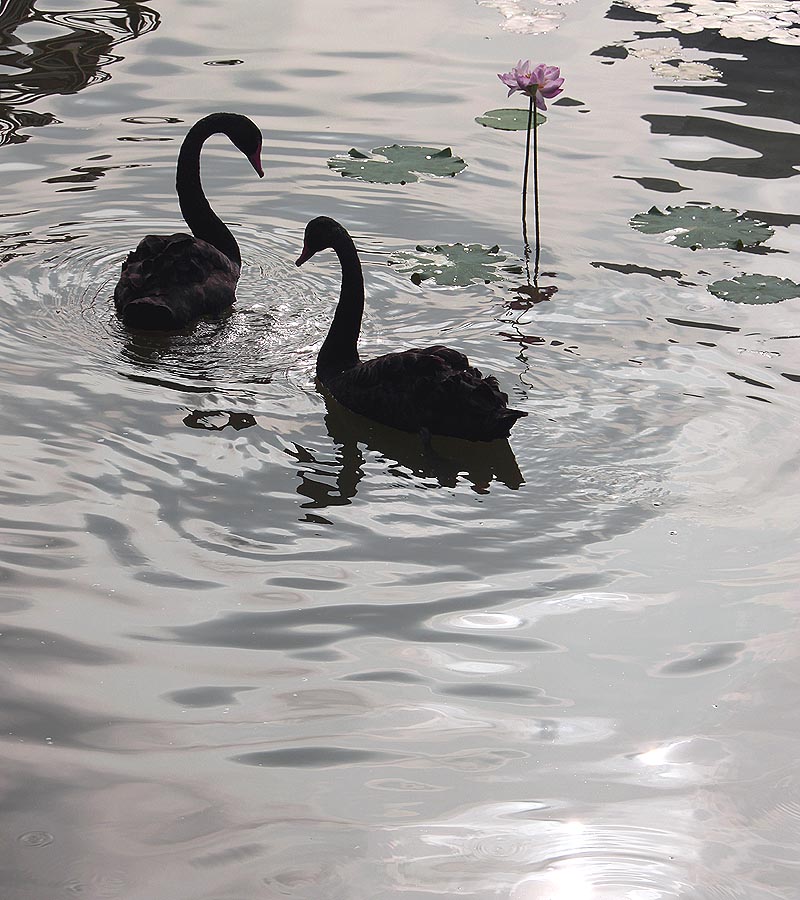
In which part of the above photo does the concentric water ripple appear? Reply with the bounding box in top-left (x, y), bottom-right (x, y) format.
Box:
top-left (0, 219), bottom-right (320, 390)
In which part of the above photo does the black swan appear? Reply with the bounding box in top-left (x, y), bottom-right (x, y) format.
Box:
top-left (114, 112), bottom-right (264, 330)
top-left (295, 217), bottom-right (527, 442)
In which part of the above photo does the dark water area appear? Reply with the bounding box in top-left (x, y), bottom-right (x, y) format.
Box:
top-left (1, 0), bottom-right (800, 897)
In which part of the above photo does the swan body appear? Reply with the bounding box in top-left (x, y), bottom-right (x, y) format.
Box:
top-left (114, 112), bottom-right (263, 330)
top-left (296, 217), bottom-right (527, 442)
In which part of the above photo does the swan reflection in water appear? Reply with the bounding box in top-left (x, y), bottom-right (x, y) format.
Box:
top-left (289, 387), bottom-right (524, 512)
top-left (0, 0), bottom-right (159, 145)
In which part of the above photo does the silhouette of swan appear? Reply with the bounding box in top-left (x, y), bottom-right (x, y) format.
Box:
top-left (296, 217), bottom-right (527, 442)
top-left (114, 112), bottom-right (263, 330)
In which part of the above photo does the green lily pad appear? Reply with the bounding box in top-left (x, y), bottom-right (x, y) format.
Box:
top-left (475, 108), bottom-right (547, 131)
top-left (708, 274), bottom-right (800, 305)
top-left (630, 205), bottom-right (774, 250)
top-left (327, 145), bottom-right (466, 184)
top-left (388, 243), bottom-right (523, 286)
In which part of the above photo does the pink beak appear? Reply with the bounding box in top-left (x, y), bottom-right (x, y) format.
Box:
top-left (295, 243), bottom-right (311, 267)
top-left (248, 146), bottom-right (264, 178)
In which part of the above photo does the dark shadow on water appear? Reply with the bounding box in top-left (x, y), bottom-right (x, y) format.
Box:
top-left (643, 112), bottom-right (800, 181)
top-left (288, 387), bottom-right (524, 509)
top-left (592, 261), bottom-right (683, 281)
top-left (0, 0), bottom-right (160, 145)
top-left (614, 175), bottom-right (692, 194)
top-left (183, 410), bottom-right (257, 431)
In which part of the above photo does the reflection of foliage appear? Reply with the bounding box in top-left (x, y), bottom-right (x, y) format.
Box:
top-left (627, 43), bottom-right (721, 80)
top-left (0, 1), bottom-right (160, 145)
top-left (650, 59), bottom-right (720, 80)
top-left (475, 108), bottom-right (546, 131)
top-left (708, 274), bottom-right (800, 305)
top-left (0, 108), bottom-right (59, 146)
top-left (477, 0), bottom-right (575, 35)
top-left (327, 145), bottom-right (466, 184)
top-left (388, 243), bottom-right (522, 286)
top-left (603, 11), bottom-right (800, 179)
top-left (595, 39), bottom-right (722, 80)
top-left (630, 205), bottom-right (774, 250)
top-left (615, 0), bottom-right (800, 45)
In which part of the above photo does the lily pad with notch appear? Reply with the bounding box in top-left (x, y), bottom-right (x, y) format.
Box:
top-left (388, 243), bottom-right (523, 287)
top-left (708, 274), bottom-right (800, 305)
top-left (475, 108), bottom-right (547, 131)
top-left (327, 145), bottom-right (466, 184)
top-left (630, 205), bottom-right (774, 250)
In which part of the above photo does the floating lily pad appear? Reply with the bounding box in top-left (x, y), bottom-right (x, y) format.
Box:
top-left (388, 243), bottom-right (523, 286)
top-left (475, 108), bottom-right (547, 131)
top-left (708, 274), bottom-right (800, 305)
top-left (327, 145), bottom-right (466, 184)
top-left (630, 205), bottom-right (774, 250)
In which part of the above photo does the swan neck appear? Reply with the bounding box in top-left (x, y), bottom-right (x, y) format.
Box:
top-left (177, 119), bottom-right (241, 267)
top-left (318, 233), bottom-right (364, 377)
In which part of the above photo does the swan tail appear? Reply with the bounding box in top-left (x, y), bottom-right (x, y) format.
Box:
top-left (491, 407), bottom-right (527, 440)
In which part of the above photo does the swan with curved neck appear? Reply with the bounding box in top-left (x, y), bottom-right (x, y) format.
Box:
top-left (296, 217), bottom-right (527, 442)
top-left (114, 112), bottom-right (263, 330)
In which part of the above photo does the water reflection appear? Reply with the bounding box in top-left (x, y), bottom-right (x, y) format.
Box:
top-left (606, 2), bottom-right (800, 180)
top-left (183, 409), bottom-right (257, 432)
top-left (119, 302), bottom-right (277, 387)
top-left (0, 0), bottom-right (159, 146)
top-left (1, 0), bottom-right (797, 895)
top-left (289, 387), bottom-right (524, 508)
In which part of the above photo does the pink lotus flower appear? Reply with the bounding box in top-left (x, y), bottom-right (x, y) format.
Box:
top-left (498, 60), bottom-right (564, 111)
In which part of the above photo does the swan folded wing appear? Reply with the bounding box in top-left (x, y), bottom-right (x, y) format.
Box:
top-left (335, 347), bottom-right (526, 440)
top-left (115, 233), bottom-right (239, 324)
top-left (121, 233), bottom-right (237, 284)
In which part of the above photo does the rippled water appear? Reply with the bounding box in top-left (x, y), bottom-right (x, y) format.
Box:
top-left (2, 0), bottom-right (800, 897)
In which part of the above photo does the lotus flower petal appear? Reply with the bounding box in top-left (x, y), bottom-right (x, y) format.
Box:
top-left (497, 60), bottom-right (564, 108)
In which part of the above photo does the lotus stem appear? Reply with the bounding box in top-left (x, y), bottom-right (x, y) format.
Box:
top-left (521, 95), bottom-right (533, 278)
top-left (532, 99), bottom-right (540, 285)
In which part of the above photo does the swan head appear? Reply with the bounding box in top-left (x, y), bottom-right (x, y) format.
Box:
top-left (210, 112), bottom-right (264, 178)
top-left (295, 216), bottom-right (347, 266)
